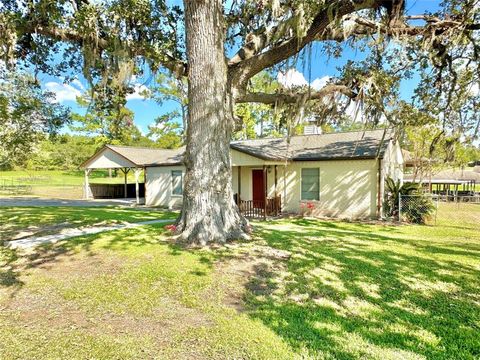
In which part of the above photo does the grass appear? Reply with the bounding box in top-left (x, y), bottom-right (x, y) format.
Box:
top-left (0, 206), bottom-right (177, 241)
top-left (0, 169), bottom-right (142, 185)
top-left (0, 169), bottom-right (144, 198)
top-left (435, 201), bottom-right (479, 229)
top-left (0, 206), bottom-right (479, 359)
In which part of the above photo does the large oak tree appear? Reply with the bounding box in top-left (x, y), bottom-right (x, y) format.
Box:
top-left (1, 0), bottom-right (478, 243)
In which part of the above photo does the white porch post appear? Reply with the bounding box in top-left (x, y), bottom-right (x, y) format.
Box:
top-left (134, 168), bottom-right (142, 205)
top-left (122, 168), bottom-right (130, 198)
top-left (84, 169), bottom-right (91, 199)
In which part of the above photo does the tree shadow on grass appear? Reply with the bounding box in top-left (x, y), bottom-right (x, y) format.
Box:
top-left (0, 222), bottom-right (175, 295)
top-left (0, 244), bottom-right (24, 291)
top-left (243, 221), bottom-right (480, 359)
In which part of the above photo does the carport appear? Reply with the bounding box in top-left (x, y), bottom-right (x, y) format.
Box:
top-left (81, 145), bottom-right (185, 205)
top-left (80, 145), bottom-right (147, 204)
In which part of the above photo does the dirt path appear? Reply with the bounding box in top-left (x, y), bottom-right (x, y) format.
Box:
top-left (0, 197), bottom-right (143, 207)
top-left (6, 219), bottom-right (173, 250)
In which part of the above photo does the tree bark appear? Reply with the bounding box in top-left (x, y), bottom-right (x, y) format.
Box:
top-left (177, 0), bottom-right (249, 245)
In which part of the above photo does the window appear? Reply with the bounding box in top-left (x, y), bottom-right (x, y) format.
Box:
top-left (301, 168), bottom-right (319, 200)
top-left (171, 170), bottom-right (183, 195)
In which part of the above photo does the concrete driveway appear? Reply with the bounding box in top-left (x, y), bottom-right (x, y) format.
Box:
top-left (0, 197), bottom-right (144, 207)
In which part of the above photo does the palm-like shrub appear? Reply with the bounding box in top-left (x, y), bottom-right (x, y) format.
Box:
top-left (383, 177), bottom-right (435, 224)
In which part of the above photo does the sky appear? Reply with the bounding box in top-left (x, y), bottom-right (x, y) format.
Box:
top-left (38, 0), bottom-right (442, 135)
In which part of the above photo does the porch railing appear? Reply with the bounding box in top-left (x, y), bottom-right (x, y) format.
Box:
top-left (236, 195), bottom-right (281, 218)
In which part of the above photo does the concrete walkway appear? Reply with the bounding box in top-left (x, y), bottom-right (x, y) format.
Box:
top-left (0, 197), bottom-right (144, 207)
top-left (7, 219), bottom-right (173, 250)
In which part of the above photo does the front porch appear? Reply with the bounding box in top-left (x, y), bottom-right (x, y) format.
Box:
top-left (232, 162), bottom-right (284, 219)
top-left (236, 195), bottom-right (282, 218)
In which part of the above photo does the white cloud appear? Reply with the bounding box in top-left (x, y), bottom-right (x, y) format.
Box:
top-left (44, 81), bottom-right (83, 103)
top-left (311, 76), bottom-right (331, 91)
top-left (277, 68), bottom-right (308, 88)
top-left (45, 78), bottom-right (150, 103)
top-left (277, 68), bottom-right (330, 91)
top-left (71, 79), bottom-right (85, 91)
top-left (470, 82), bottom-right (479, 96)
top-left (127, 83), bottom-right (150, 100)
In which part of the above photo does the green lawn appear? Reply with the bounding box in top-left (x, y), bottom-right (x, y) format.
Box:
top-left (0, 170), bottom-right (145, 198)
top-left (0, 169), bottom-right (142, 185)
top-left (1, 208), bottom-right (479, 359)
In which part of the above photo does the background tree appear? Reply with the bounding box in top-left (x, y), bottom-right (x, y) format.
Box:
top-left (2, 0), bottom-right (479, 243)
top-left (71, 91), bottom-right (141, 147)
top-left (0, 70), bottom-right (70, 169)
top-left (147, 112), bottom-right (183, 149)
top-left (149, 72), bottom-right (188, 140)
top-left (235, 71), bottom-right (281, 139)
top-left (27, 134), bottom-right (98, 170)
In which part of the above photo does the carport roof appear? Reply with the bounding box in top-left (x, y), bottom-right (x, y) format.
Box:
top-left (106, 145), bottom-right (185, 166)
top-left (81, 145), bottom-right (185, 168)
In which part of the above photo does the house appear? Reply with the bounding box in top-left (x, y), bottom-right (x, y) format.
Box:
top-left (81, 129), bottom-right (403, 219)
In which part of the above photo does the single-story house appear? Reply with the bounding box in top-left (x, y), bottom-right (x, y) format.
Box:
top-left (81, 129), bottom-right (403, 219)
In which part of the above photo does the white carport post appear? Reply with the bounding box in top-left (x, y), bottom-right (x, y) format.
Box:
top-left (84, 169), bottom-right (92, 199)
top-left (134, 168), bottom-right (142, 205)
top-left (121, 168), bottom-right (130, 198)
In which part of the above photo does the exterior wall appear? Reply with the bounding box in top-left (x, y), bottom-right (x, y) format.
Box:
top-left (233, 165), bottom-right (281, 202)
top-left (383, 140), bottom-right (404, 183)
top-left (232, 160), bottom-right (378, 219)
top-left (278, 160), bottom-right (379, 219)
top-left (145, 150), bottom-right (403, 219)
top-left (379, 141), bottom-right (404, 217)
top-left (145, 166), bottom-right (186, 208)
top-left (84, 148), bottom-right (136, 169)
top-left (231, 149), bottom-right (265, 166)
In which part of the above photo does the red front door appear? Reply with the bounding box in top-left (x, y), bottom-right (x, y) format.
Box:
top-left (252, 169), bottom-right (265, 208)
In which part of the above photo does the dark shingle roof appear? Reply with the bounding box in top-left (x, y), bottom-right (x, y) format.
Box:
top-left (106, 145), bottom-right (185, 166)
top-left (231, 129), bottom-right (392, 161)
top-left (91, 129), bottom-right (392, 168)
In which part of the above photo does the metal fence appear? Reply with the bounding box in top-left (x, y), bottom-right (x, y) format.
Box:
top-left (0, 178), bottom-right (33, 195)
top-left (0, 178), bottom-right (83, 199)
top-left (399, 194), bottom-right (480, 229)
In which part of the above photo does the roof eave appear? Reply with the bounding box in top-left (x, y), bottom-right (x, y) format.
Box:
top-left (292, 155), bottom-right (385, 162)
top-left (230, 144), bottom-right (285, 161)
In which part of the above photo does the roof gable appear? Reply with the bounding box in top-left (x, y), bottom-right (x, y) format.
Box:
top-left (81, 145), bottom-right (184, 169)
top-left (81, 146), bottom-right (137, 169)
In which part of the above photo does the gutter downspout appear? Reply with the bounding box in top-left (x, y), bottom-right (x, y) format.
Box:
top-left (377, 158), bottom-right (383, 219)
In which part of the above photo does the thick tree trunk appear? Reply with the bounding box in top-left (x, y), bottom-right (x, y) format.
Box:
top-left (177, 0), bottom-right (249, 245)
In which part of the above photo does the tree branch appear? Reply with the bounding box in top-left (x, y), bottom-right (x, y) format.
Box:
top-left (21, 21), bottom-right (187, 77)
top-left (237, 84), bottom-right (356, 104)
top-left (229, 0), bottom-right (479, 90)
top-left (230, 0), bottom-right (386, 87)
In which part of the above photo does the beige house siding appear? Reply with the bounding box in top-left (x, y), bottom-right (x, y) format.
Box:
top-left (144, 148), bottom-right (403, 219)
top-left (382, 140), bottom-right (404, 182)
top-left (231, 160), bottom-right (380, 218)
top-left (275, 160), bottom-right (379, 219)
top-left (83, 148), bottom-right (136, 169)
top-left (145, 166), bottom-right (185, 208)
top-left (231, 149), bottom-right (265, 166)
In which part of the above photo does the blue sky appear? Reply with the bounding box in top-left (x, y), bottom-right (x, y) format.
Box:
top-left (39, 0), bottom-right (441, 135)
